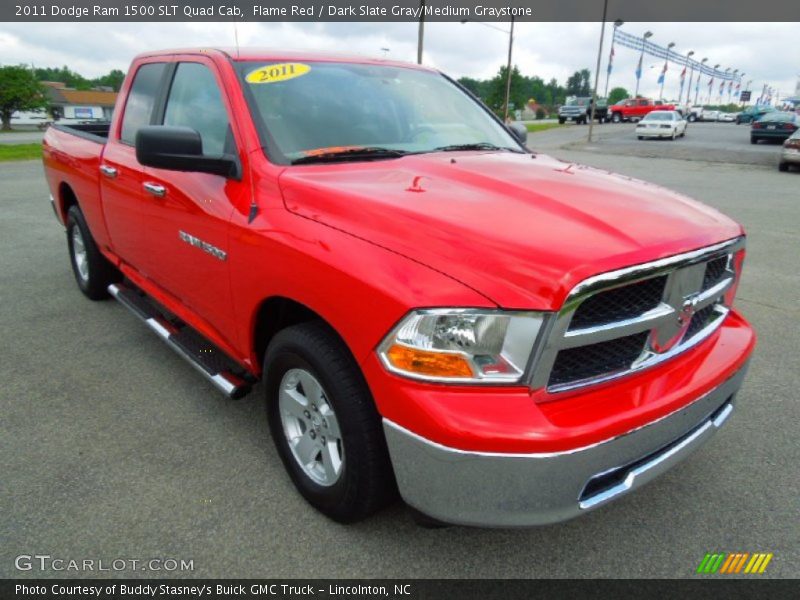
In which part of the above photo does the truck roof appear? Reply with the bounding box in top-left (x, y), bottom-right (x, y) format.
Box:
top-left (133, 47), bottom-right (436, 72)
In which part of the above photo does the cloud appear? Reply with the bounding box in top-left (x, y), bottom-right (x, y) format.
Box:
top-left (1, 21), bottom-right (797, 100)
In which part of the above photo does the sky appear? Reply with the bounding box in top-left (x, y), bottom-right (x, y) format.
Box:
top-left (1, 21), bottom-right (798, 103)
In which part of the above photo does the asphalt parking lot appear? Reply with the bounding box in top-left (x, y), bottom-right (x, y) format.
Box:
top-left (1, 128), bottom-right (798, 579)
top-left (539, 120), bottom-right (786, 166)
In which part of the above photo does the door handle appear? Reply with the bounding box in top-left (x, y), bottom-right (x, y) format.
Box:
top-left (143, 182), bottom-right (166, 198)
top-left (99, 165), bottom-right (118, 178)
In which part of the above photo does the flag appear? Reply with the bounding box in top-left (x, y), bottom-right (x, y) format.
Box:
top-left (657, 62), bottom-right (667, 85)
top-left (635, 53), bottom-right (643, 80)
top-left (681, 66), bottom-right (687, 81)
top-left (607, 45), bottom-right (615, 75)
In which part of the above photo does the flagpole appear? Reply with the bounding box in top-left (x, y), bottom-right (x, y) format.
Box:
top-left (588, 0), bottom-right (609, 143)
top-left (683, 51), bottom-right (694, 105)
top-left (659, 42), bottom-right (675, 101)
top-left (604, 19), bottom-right (623, 98)
top-left (634, 30), bottom-right (652, 98)
top-left (695, 57), bottom-right (707, 105)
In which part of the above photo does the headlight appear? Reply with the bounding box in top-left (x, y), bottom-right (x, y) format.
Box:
top-left (377, 309), bottom-right (545, 383)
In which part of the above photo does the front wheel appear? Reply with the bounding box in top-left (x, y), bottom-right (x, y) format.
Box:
top-left (688, 114), bottom-right (697, 123)
top-left (265, 322), bottom-right (396, 523)
top-left (778, 162), bottom-right (789, 172)
top-left (66, 205), bottom-right (120, 300)
top-left (611, 112), bottom-right (621, 123)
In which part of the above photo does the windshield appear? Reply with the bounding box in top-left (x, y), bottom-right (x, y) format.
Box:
top-left (643, 112), bottom-right (674, 121)
top-left (237, 61), bottom-right (522, 163)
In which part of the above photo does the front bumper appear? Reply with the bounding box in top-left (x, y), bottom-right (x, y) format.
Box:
top-left (637, 128), bottom-right (675, 137)
top-left (384, 361), bottom-right (749, 527)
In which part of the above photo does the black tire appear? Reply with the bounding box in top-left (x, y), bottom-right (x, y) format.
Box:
top-left (688, 114), bottom-right (697, 123)
top-left (637, 136), bottom-right (644, 140)
top-left (750, 137), bottom-right (758, 145)
top-left (611, 112), bottom-right (621, 123)
top-left (558, 118), bottom-right (565, 125)
top-left (66, 205), bottom-right (120, 300)
top-left (264, 322), bottom-right (396, 523)
top-left (778, 162), bottom-right (789, 172)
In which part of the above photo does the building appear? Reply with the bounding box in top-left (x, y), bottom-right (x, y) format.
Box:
top-left (43, 81), bottom-right (118, 121)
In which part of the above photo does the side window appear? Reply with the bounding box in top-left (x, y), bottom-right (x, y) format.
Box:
top-left (120, 63), bottom-right (166, 144)
top-left (163, 63), bottom-right (231, 156)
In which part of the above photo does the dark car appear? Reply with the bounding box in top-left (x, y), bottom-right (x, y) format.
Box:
top-left (751, 111), bottom-right (799, 144)
top-left (737, 105), bottom-right (776, 124)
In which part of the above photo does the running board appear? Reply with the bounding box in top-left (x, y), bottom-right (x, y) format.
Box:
top-left (108, 283), bottom-right (252, 399)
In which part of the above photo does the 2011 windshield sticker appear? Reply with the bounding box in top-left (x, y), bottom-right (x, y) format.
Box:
top-left (246, 63), bottom-right (310, 84)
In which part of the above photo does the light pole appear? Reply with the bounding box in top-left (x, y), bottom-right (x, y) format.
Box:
top-left (604, 19), bottom-right (623, 98)
top-left (722, 67), bottom-right (731, 101)
top-left (709, 63), bottom-right (720, 103)
top-left (588, 0), bottom-right (609, 143)
top-left (695, 57), bottom-right (708, 105)
top-left (416, 0), bottom-right (425, 64)
top-left (460, 18), bottom-right (515, 122)
top-left (634, 30), bottom-right (652, 98)
top-left (659, 42), bottom-right (675, 101)
top-left (683, 51), bottom-right (695, 105)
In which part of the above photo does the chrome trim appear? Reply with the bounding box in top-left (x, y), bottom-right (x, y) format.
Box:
top-left (143, 182), bottom-right (166, 197)
top-left (383, 360), bottom-right (748, 527)
top-left (108, 284), bottom-right (244, 398)
top-left (99, 164), bottom-right (118, 178)
top-left (578, 401), bottom-right (733, 510)
top-left (530, 237), bottom-right (745, 392)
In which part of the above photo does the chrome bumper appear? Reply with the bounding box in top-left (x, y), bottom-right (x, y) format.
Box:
top-left (384, 361), bottom-right (749, 527)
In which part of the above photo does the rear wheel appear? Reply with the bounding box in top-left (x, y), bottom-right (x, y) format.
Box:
top-left (66, 205), bottom-right (120, 300)
top-left (558, 118), bottom-right (565, 125)
top-left (611, 112), bottom-right (621, 123)
top-left (750, 136), bottom-right (758, 145)
top-left (778, 162), bottom-right (789, 172)
top-left (264, 322), bottom-right (396, 523)
top-left (688, 114), bottom-right (697, 123)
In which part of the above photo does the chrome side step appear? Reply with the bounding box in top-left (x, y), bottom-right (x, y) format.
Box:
top-left (108, 283), bottom-right (252, 399)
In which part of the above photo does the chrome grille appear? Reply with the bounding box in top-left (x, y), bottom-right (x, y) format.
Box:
top-left (530, 237), bottom-right (744, 393)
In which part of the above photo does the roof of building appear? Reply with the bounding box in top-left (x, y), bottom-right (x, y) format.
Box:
top-left (45, 86), bottom-right (118, 107)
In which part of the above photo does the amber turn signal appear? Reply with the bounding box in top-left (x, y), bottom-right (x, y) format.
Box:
top-left (385, 344), bottom-right (474, 378)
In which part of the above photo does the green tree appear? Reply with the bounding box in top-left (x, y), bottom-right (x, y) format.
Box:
top-left (34, 65), bottom-right (90, 89)
top-left (608, 86), bottom-right (629, 104)
top-left (565, 69), bottom-right (592, 97)
top-left (0, 65), bottom-right (47, 130)
top-left (93, 69), bottom-right (126, 91)
top-left (486, 65), bottom-right (526, 115)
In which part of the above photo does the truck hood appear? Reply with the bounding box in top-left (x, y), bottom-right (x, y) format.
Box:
top-left (278, 152), bottom-right (742, 309)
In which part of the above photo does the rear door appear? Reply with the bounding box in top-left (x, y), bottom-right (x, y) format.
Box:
top-left (101, 61), bottom-right (169, 269)
top-left (139, 58), bottom-right (247, 346)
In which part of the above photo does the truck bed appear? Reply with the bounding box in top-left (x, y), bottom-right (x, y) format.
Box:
top-left (50, 122), bottom-right (111, 144)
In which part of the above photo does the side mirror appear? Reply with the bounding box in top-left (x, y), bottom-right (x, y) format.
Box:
top-left (135, 126), bottom-right (239, 179)
top-left (507, 122), bottom-right (528, 145)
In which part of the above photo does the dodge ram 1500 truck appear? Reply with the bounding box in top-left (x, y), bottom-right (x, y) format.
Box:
top-left (42, 49), bottom-right (755, 527)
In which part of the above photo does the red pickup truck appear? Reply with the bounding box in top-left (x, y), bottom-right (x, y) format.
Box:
top-left (42, 49), bottom-right (754, 527)
top-left (610, 97), bottom-right (678, 123)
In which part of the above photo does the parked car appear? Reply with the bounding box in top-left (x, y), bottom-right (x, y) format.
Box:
top-left (702, 110), bottom-right (720, 122)
top-left (558, 97), bottom-right (608, 124)
top-left (610, 97), bottom-right (678, 123)
top-left (636, 110), bottom-right (687, 140)
top-left (42, 48), bottom-right (754, 527)
top-left (718, 112), bottom-right (737, 123)
top-left (778, 128), bottom-right (800, 172)
top-left (736, 105), bottom-right (776, 124)
top-left (685, 106), bottom-right (704, 122)
top-left (751, 111), bottom-right (799, 144)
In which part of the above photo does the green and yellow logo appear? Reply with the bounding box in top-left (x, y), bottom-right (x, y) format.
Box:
top-left (697, 552), bottom-right (773, 574)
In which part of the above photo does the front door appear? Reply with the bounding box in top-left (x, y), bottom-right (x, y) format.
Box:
top-left (140, 59), bottom-right (248, 347)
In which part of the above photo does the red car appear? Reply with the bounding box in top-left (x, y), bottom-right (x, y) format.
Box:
top-left (42, 49), bottom-right (754, 527)
top-left (610, 97), bottom-right (678, 123)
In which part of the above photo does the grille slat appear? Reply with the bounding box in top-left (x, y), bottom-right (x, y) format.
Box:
top-left (548, 332), bottom-right (649, 387)
top-left (569, 276), bottom-right (667, 330)
top-left (702, 256), bottom-right (728, 291)
top-left (685, 305), bottom-right (717, 340)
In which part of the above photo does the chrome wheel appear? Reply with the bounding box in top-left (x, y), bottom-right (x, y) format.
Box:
top-left (71, 226), bottom-right (89, 283)
top-left (279, 368), bottom-right (343, 487)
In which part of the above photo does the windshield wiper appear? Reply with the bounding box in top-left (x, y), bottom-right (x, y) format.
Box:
top-left (430, 142), bottom-right (524, 153)
top-left (291, 147), bottom-right (409, 165)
